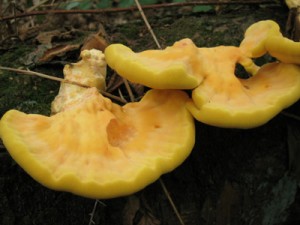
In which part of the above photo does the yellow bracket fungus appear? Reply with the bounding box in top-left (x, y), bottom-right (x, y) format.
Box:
top-left (104, 39), bottom-right (201, 89)
top-left (187, 61), bottom-right (300, 128)
top-left (187, 20), bottom-right (300, 128)
top-left (0, 88), bottom-right (195, 199)
top-left (2, 19), bottom-right (300, 200)
top-left (105, 20), bottom-right (300, 129)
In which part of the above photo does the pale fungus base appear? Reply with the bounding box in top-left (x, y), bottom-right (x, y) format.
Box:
top-left (0, 88), bottom-right (195, 199)
top-left (51, 49), bottom-right (107, 114)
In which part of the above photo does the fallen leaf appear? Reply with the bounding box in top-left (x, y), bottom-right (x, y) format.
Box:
top-left (81, 33), bottom-right (108, 51)
top-left (36, 30), bottom-right (62, 45)
top-left (38, 44), bottom-right (80, 63)
top-left (81, 26), bottom-right (109, 51)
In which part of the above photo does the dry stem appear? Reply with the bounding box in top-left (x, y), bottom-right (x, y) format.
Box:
top-left (134, 0), bottom-right (161, 49)
top-left (0, 66), bottom-right (127, 104)
top-left (0, 1), bottom-right (275, 22)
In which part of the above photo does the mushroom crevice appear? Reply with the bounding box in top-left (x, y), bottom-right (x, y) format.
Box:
top-left (105, 20), bottom-right (300, 128)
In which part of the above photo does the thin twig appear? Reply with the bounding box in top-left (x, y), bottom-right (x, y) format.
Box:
top-left (0, 1), bottom-right (275, 22)
top-left (88, 200), bottom-right (106, 225)
top-left (0, 66), bottom-right (127, 104)
top-left (118, 88), bottom-right (128, 103)
top-left (159, 179), bottom-right (185, 225)
top-left (133, 0), bottom-right (161, 49)
top-left (102, 91), bottom-right (127, 104)
top-left (0, 66), bottom-right (88, 87)
top-left (123, 78), bottom-right (135, 102)
top-left (88, 200), bottom-right (99, 225)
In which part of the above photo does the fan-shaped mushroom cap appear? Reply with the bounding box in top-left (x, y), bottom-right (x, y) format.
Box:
top-left (104, 39), bottom-right (201, 89)
top-left (0, 88), bottom-right (195, 198)
top-left (187, 57), bottom-right (300, 128)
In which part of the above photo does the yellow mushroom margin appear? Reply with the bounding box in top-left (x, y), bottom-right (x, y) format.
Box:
top-left (240, 20), bottom-right (300, 64)
top-left (0, 88), bottom-right (195, 199)
top-left (104, 39), bottom-right (201, 89)
top-left (187, 61), bottom-right (300, 128)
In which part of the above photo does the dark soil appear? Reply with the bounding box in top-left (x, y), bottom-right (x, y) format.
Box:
top-left (1, 2), bottom-right (300, 225)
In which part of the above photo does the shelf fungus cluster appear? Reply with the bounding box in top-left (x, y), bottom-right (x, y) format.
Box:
top-left (1, 20), bottom-right (300, 198)
top-left (106, 20), bottom-right (300, 128)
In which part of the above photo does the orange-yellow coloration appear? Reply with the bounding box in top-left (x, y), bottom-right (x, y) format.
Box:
top-left (104, 39), bottom-right (201, 89)
top-left (105, 20), bottom-right (300, 128)
top-left (265, 36), bottom-right (300, 64)
top-left (187, 62), bottom-right (300, 128)
top-left (240, 20), bottom-right (300, 64)
top-left (0, 88), bottom-right (195, 198)
top-left (239, 20), bottom-right (282, 58)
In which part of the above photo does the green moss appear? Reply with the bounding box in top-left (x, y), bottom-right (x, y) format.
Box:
top-left (0, 69), bottom-right (59, 116)
top-left (0, 44), bottom-right (61, 116)
top-left (0, 44), bottom-right (33, 67)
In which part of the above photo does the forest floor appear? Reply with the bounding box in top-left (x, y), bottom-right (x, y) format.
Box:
top-left (1, 2), bottom-right (300, 225)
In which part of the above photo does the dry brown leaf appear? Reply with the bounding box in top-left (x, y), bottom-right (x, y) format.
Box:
top-left (81, 34), bottom-right (108, 52)
top-left (38, 44), bottom-right (80, 63)
top-left (36, 30), bottom-right (61, 45)
top-left (81, 26), bottom-right (109, 52)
